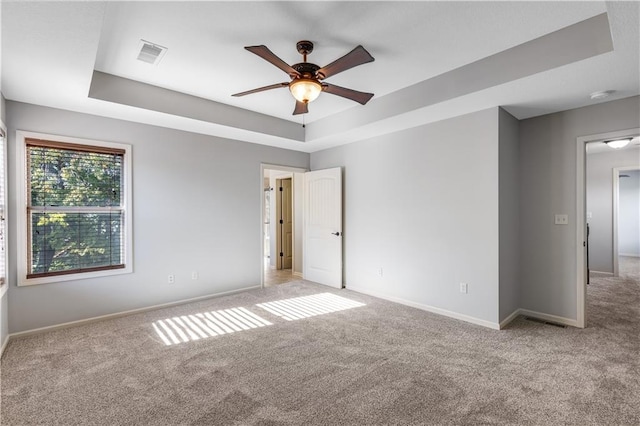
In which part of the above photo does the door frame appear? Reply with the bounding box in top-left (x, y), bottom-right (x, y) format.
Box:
top-left (575, 127), bottom-right (639, 328)
top-left (260, 164), bottom-right (307, 288)
top-left (0, 121), bottom-right (6, 361)
top-left (613, 165), bottom-right (640, 277)
top-left (0, 121), bottom-right (7, 298)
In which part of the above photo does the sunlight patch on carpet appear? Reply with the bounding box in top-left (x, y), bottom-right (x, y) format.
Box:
top-left (152, 307), bottom-right (273, 345)
top-left (255, 293), bottom-right (366, 321)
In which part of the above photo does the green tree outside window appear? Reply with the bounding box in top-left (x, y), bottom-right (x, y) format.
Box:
top-left (27, 142), bottom-right (125, 277)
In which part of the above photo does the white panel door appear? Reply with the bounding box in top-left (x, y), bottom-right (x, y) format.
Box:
top-left (304, 167), bottom-right (342, 288)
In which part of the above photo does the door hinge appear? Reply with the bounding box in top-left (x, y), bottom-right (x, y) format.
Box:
top-left (279, 219), bottom-right (283, 224)
top-left (280, 252), bottom-right (284, 257)
top-left (279, 187), bottom-right (283, 192)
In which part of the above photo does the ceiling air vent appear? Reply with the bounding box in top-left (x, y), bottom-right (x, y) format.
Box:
top-left (137, 40), bottom-right (167, 65)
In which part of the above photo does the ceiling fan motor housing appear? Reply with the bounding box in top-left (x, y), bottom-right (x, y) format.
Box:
top-left (292, 62), bottom-right (321, 79)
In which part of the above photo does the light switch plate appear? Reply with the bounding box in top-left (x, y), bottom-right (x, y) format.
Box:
top-left (555, 214), bottom-right (569, 225)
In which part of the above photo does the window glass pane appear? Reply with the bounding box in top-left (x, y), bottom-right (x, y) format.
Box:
top-left (26, 140), bottom-right (126, 278)
top-left (29, 146), bottom-right (123, 207)
top-left (30, 211), bottom-right (123, 275)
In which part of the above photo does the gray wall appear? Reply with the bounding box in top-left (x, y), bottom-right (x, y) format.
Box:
top-left (498, 108), bottom-right (520, 322)
top-left (1, 293), bottom-right (7, 348)
top-left (618, 169), bottom-right (640, 257)
top-left (311, 108), bottom-right (501, 325)
top-left (587, 148), bottom-right (640, 272)
top-left (1, 93), bottom-right (6, 124)
top-left (519, 96), bottom-right (640, 320)
top-left (6, 101), bottom-right (309, 333)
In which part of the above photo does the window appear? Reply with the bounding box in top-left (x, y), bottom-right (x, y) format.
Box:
top-left (17, 132), bottom-right (132, 285)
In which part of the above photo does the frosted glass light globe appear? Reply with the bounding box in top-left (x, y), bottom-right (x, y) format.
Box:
top-left (289, 79), bottom-right (322, 104)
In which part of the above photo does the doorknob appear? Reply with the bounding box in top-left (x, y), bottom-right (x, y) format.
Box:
top-left (332, 232), bottom-right (341, 236)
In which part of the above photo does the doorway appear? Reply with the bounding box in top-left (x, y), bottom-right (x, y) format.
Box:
top-left (276, 177), bottom-right (293, 270)
top-left (262, 165), bottom-right (306, 287)
top-left (260, 164), bottom-right (344, 289)
top-left (613, 167), bottom-right (640, 276)
top-left (577, 129), bottom-right (640, 327)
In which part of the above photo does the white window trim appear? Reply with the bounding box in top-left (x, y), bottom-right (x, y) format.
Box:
top-left (16, 131), bottom-right (133, 286)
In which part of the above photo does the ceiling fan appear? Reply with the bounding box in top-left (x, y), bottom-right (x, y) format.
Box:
top-left (232, 40), bottom-right (375, 115)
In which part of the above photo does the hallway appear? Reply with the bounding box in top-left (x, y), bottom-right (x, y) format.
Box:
top-left (264, 258), bottom-right (299, 287)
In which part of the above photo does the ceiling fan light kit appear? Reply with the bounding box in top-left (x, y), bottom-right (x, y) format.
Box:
top-left (289, 78), bottom-right (322, 103)
top-left (232, 40), bottom-right (375, 115)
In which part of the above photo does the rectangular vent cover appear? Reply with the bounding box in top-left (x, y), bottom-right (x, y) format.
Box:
top-left (137, 40), bottom-right (167, 65)
top-left (525, 316), bottom-right (567, 328)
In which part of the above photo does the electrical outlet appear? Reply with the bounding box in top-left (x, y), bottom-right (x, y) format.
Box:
top-left (460, 282), bottom-right (468, 294)
top-left (377, 267), bottom-right (383, 277)
top-left (168, 274), bottom-right (175, 284)
top-left (191, 271), bottom-right (198, 280)
top-left (554, 214), bottom-right (569, 225)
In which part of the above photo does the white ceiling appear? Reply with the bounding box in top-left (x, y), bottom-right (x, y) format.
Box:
top-left (2, 1), bottom-right (639, 153)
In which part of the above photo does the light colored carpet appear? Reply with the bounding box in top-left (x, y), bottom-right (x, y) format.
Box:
top-left (1, 257), bottom-right (639, 425)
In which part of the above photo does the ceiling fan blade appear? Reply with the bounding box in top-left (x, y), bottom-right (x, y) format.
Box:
top-left (322, 83), bottom-right (374, 105)
top-left (317, 45), bottom-right (374, 79)
top-left (245, 45), bottom-right (300, 76)
top-left (293, 101), bottom-right (308, 115)
top-left (232, 82), bottom-right (289, 97)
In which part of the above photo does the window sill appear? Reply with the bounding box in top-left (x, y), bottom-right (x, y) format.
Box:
top-left (18, 266), bottom-right (132, 287)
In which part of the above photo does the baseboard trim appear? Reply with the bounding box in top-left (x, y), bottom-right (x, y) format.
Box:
top-left (9, 285), bottom-right (262, 339)
top-left (293, 271), bottom-right (303, 278)
top-left (346, 285), bottom-right (500, 330)
top-left (518, 309), bottom-right (579, 328)
top-left (499, 309), bottom-right (521, 329)
top-left (590, 270), bottom-right (614, 276)
top-left (0, 334), bottom-right (9, 358)
top-left (619, 253), bottom-right (640, 258)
